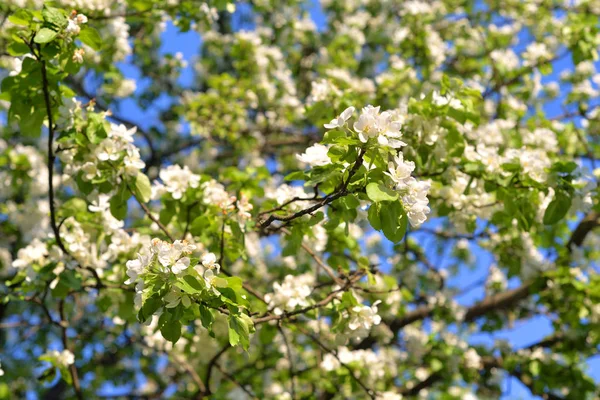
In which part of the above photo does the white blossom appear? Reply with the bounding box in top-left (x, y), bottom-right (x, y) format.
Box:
top-left (324, 106), bottom-right (355, 129)
top-left (296, 143), bottom-right (331, 167)
top-left (347, 300), bottom-right (382, 339)
top-left (159, 165), bottom-right (200, 200)
top-left (264, 274), bottom-right (314, 315)
top-left (42, 350), bottom-right (75, 367)
top-left (354, 105), bottom-right (406, 148)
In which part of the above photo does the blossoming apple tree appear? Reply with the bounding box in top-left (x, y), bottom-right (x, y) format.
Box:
top-left (1, 0), bottom-right (600, 399)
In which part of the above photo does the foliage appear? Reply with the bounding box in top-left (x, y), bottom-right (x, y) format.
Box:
top-left (0, 0), bottom-right (600, 399)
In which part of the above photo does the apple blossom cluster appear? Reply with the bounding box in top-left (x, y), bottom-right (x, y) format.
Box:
top-left (426, 290), bottom-right (467, 322)
top-left (0, 143), bottom-right (52, 241)
top-left (151, 169), bottom-right (253, 221)
top-left (185, 30), bottom-right (301, 139)
top-left (296, 143), bottom-right (331, 167)
top-left (152, 165), bottom-right (200, 200)
top-left (402, 325), bottom-right (430, 362)
top-left (328, 105), bottom-right (406, 148)
top-left (484, 231), bottom-right (551, 280)
top-left (41, 350), bottom-right (75, 367)
top-left (3, 139), bottom-right (154, 281)
top-left (201, 179), bottom-right (236, 210)
top-left (56, 103), bottom-right (145, 182)
top-left (101, 16), bottom-right (132, 62)
top-left (12, 238), bottom-right (51, 283)
top-left (125, 238), bottom-right (189, 298)
top-left (463, 144), bottom-right (552, 183)
top-left (463, 348), bottom-right (482, 370)
top-left (264, 274), bottom-right (314, 316)
top-left (320, 105), bottom-right (432, 228)
top-left (65, 11), bottom-right (87, 36)
top-left (344, 300), bottom-right (382, 340)
top-left (320, 346), bottom-right (400, 385)
top-left (125, 239), bottom-right (220, 308)
top-left (385, 153), bottom-right (431, 227)
top-left (434, 169), bottom-right (498, 232)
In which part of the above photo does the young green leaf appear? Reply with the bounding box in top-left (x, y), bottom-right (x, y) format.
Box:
top-left (133, 173), bottom-right (152, 203)
top-left (543, 191), bottom-right (572, 225)
top-left (366, 182), bottom-right (398, 202)
top-left (380, 201), bottom-right (408, 243)
top-left (161, 321), bottom-right (182, 344)
top-left (79, 27), bottom-right (103, 51)
top-left (34, 28), bottom-right (59, 44)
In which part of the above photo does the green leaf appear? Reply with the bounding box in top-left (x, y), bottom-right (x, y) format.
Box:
top-left (446, 126), bottom-right (465, 157)
top-left (447, 107), bottom-right (466, 124)
top-left (51, 279), bottom-right (70, 298)
top-left (96, 296), bottom-right (112, 312)
top-left (543, 191), bottom-right (572, 225)
top-left (133, 173), bottom-right (152, 203)
top-left (198, 305), bottom-right (214, 330)
top-left (175, 275), bottom-right (205, 294)
top-left (321, 129), bottom-right (346, 144)
top-left (501, 162), bottom-right (521, 173)
top-left (341, 291), bottom-right (359, 307)
top-left (19, 108), bottom-right (46, 137)
top-left (366, 182), bottom-right (398, 202)
top-left (380, 201), bottom-right (408, 243)
top-left (282, 227), bottom-right (303, 257)
top-left (61, 198), bottom-right (87, 218)
top-left (109, 195), bottom-right (127, 220)
top-left (7, 42), bottom-right (30, 56)
top-left (34, 28), bottom-right (58, 44)
top-left (79, 27), bottom-right (103, 51)
top-left (228, 314), bottom-right (253, 350)
top-left (58, 366), bottom-right (72, 385)
top-left (160, 321), bottom-right (182, 344)
top-left (529, 360), bottom-right (541, 377)
top-left (224, 276), bottom-right (243, 291)
top-left (284, 171), bottom-right (306, 181)
top-left (75, 172), bottom-right (94, 195)
top-left (87, 113), bottom-right (109, 144)
top-left (190, 215), bottom-right (210, 236)
top-left (60, 270), bottom-right (81, 290)
top-left (367, 203), bottom-right (381, 230)
top-left (159, 201), bottom-right (177, 225)
top-left (550, 161), bottom-right (578, 174)
top-left (327, 145), bottom-right (346, 162)
top-left (8, 9), bottom-right (32, 26)
top-left (431, 358), bottom-right (443, 372)
top-left (138, 295), bottom-right (162, 323)
top-left (228, 319), bottom-right (241, 347)
top-left (42, 6), bottom-right (68, 29)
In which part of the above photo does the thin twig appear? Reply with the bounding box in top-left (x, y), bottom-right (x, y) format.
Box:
top-left (280, 227), bottom-right (343, 285)
top-left (218, 218), bottom-right (226, 267)
top-left (203, 343), bottom-right (231, 396)
top-left (259, 147), bottom-right (366, 233)
top-left (125, 181), bottom-right (175, 241)
top-left (214, 362), bottom-right (257, 399)
top-left (296, 326), bottom-right (376, 399)
top-left (172, 353), bottom-right (206, 394)
top-left (58, 300), bottom-right (83, 400)
top-left (277, 324), bottom-right (296, 399)
top-left (254, 273), bottom-right (363, 324)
